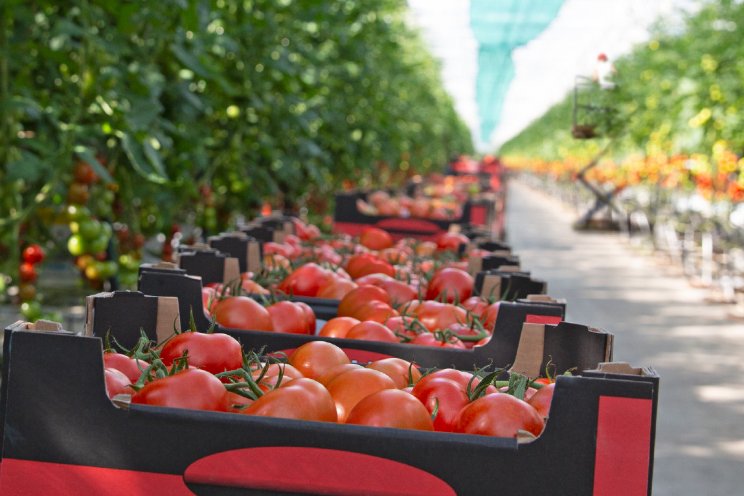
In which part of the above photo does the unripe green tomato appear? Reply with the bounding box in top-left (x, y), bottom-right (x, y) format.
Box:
top-left (67, 234), bottom-right (87, 256)
top-left (78, 219), bottom-right (102, 240)
top-left (21, 301), bottom-right (42, 321)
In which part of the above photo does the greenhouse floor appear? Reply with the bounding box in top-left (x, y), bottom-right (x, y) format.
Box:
top-left (506, 179), bottom-right (744, 496)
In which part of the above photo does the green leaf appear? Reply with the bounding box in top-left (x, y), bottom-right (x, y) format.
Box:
top-left (7, 151), bottom-right (46, 182)
top-left (121, 134), bottom-right (168, 184)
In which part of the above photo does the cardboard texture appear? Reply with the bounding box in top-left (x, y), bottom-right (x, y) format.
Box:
top-left (208, 233), bottom-right (263, 274)
top-left (332, 191), bottom-right (499, 241)
top-left (133, 267), bottom-right (607, 373)
top-left (0, 326), bottom-right (657, 496)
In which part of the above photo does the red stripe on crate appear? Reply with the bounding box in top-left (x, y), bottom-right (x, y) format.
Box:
top-left (0, 458), bottom-right (190, 496)
top-left (184, 446), bottom-right (455, 496)
top-left (276, 348), bottom-right (394, 364)
top-left (376, 218), bottom-right (443, 235)
top-left (469, 205), bottom-right (488, 226)
top-left (593, 396), bottom-right (653, 496)
top-left (332, 222), bottom-right (366, 236)
top-left (525, 314), bottom-right (562, 325)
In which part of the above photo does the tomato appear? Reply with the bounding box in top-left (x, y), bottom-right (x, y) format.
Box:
top-left (346, 253), bottom-right (395, 279)
top-left (74, 161), bottom-right (98, 184)
top-left (354, 273), bottom-right (417, 307)
top-left (160, 331), bottom-right (243, 375)
top-left (132, 368), bottom-right (228, 412)
top-left (22, 244), bottom-right (45, 264)
top-left (351, 300), bottom-right (398, 323)
top-left (263, 241), bottom-right (294, 259)
top-left (359, 227), bottom-right (394, 250)
top-left (411, 376), bottom-right (469, 432)
top-left (345, 321), bottom-right (399, 343)
top-left (67, 182), bottom-right (90, 205)
top-left (326, 367), bottom-right (396, 422)
top-left (410, 332), bottom-right (466, 349)
top-left (415, 241), bottom-right (437, 257)
top-left (240, 279), bottom-right (269, 295)
top-left (103, 352), bottom-right (149, 383)
top-left (277, 263), bottom-right (330, 297)
top-left (295, 301), bottom-right (316, 334)
top-left (461, 296), bottom-right (488, 319)
top-left (243, 378), bottom-right (337, 422)
top-left (366, 358), bottom-right (422, 389)
top-left (426, 268), bottom-right (473, 304)
top-left (223, 391), bottom-right (254, 412)
top-left (435, 232), bottom-right (469, 252)
top-left (316, 363), bottom-right (363, 386)
top-left (264, 253), bottom-right (291, 271)
top-left (414, 301), bottom-right (467, 332)
top-left (288, 341), bottom-right (351, 380)
top-left (104, 367), bottom-right (131, 399)
top-left (18, 283), bottom-right (36, 302)
top-left (379, 247), bottom-right (410, 265)
top-left (482, 302), bottom-right (501, 331)
top-left (384, 316), bottom-right (421, 342)
top-left (202, 287), bottom-right (218, 316)
top-left (337, 285), bottom-right (390, 317)
top-left (454, 393), bottom-right (544, 437)
top-left (250, 362), bottom-right (305, 381)
top-left (214, 296), bottom-right (273, 331)
top-left (417, 369), bottom-right (496, 396)
top-left (346, 389), bottom-right (434, 431)
top-left (267, 301), bottom-right (312, 334)
top-left (19, 262), bottom-right (37, 283)
top-left (527, 382), bottom-right (555, 419)
top-left (316, 276), bottom-right (357, 299)
top-left (318, 316), bottom-right (360, 338)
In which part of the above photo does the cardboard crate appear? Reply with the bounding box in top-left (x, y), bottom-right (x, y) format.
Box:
top-left (0, 323), bottom-right (656, 496)
top-left (332, 191), bottom-right (498, 241)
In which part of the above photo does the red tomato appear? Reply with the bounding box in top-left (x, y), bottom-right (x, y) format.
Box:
top-left (288, 341), bottom-right (350, 380)
top-left (267, 301), bottom-right (312, 334)
top-left (346, 389), bottom-right (434, 431)
top-left (366, 358), bottom-right (422, 389)
top-left (426, 268), bottom-right (474, 304)
top-left (160, 331), bottom-right (243, 375)
top-left (461, 296), bottom-right (488, 319)
top-left (250, 362), bottom-right (305, 381)
top-left (316, 276), bottom-right (357, 299)
top-left (384, 316), bottom-right (420, 342)
top-left (346, 253), bottom-right (395, 279)
top-left (202, 287), bottom-right (218, 316)
top-left (326, 368), bottom-right (396, 422)
top-left (316, 363), bottom-right (363, 386)
top-left (240, 279), bottom-right (269, 295)
top-left (295, 301), bottom-right (316, 334)
top-left (351, 300), bottom-right (398, 323)
top-left (103, 352), bottom-right (149, 383)
top-left (345, 321), bottom-right (399, 343)
top-left (410, 332), bottom-right (466, 349)
top-left (482, 302), bottom-right (501, 331)
top-left (527, 382), bottom-right (555, 419)
top-left (243, 378), bottom-right (337, 422)
top-left (354, 273), bottom-right (417, 307)
top-left (223, 391), bottom-right (254, 412)
top-left (436, 232), bottom-right (469, 252)
top-left (337, 285), bottom-right (390, 317)
top-left (414, 301), bottom-right (468, 332)
top-left (411, 376), bottom-right (469, 432)
top-left (214, 296), bottom-right (273, 331)
top-left (22, 244), bottom-right (45, 264)
top-left (19, 262), bottom-right (37, 283)
top-left (277, 263), bottom-right (330, 297)
top-left (132, 368), bottom-right (228, 412)
top-left (318, 316), bottom-right (360, 338)
top-left (418, 369), bottom-right (497, 396)
top-left (454, 393), bottom-right (544, 437)
top-left (104, 367), bottom-right (131, 399)
top-left (359, 227), bottom-right (394, 250)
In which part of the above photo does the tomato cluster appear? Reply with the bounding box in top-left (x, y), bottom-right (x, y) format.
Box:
top-left (104, 334), bottom-right (555, 439)
top-left (17, 244), bottom-right (45, 321)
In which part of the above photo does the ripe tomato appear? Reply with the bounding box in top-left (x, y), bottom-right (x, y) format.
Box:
top-left (411, 376), bottom-right (469, 432)
top-left (73, 161), bottom-right (98, 184)
top-left (345, 321), bottom-right (399, 343)
top-left (22, 244), bottom-right (45, 264)
top-left (410, 332), bottom-right (466, 349)
top-left (103, 352), bottom-right (149, 383)
top-left (337, 285), bottom-right (390, 317)
top-left (326, 367), bottom-right (396, 422)
top-left (267, 301), bottom-right (312, 334)
top-left (316, 276), bottom-right (357, 299)
top-left (223, 391), bottom-right (254, 412)
top-left (243, 378), bottom-right (337, 422)
top-left (315, 363), bottom-right (363, 386)
top-left (435, 232), bottom-right (469, 252)
top-left (384, 316), bottom-right (421, 342)
top-left (454, 393), bottom-right (544, 437)
top-left (482, 302), bottom-right (501, 331)
top-left (527, 382), bottom-right (555, 419)
top-left (288, 341), bottom-right (350, 380)
top-left (104, 367), bottom-right (131, 399)
top-left (354, 273), bottom-right (417, 307)
top-left (351, 300), bottom-right (398, 323)
top-left (277, 263), bottom-right (330, 297)
top-left (461, 296), bottom-right (488, 319)
top-left (414, 301), bottom-right (467, 332)
top-left (359, 227), bottom-right (394, 250)
top-left (250, 362), bottom-right (305, 381)
top-left (19, 262), bottom-right (37, 283)
top-left (417, 369), bottom-right (497, 396)
top-left (159, 331), bottom-right (243, 375)
top-left (346, 253), bottom-right (395, 279)
top-left (214, 296), bottom-right (273, 331)
top-left (240, 278), bottom-right (269, 295)
top-left (318, 316), bottom-right (360, 338)
top-left (295, 301), bottom-right (316, 334)
top-left (426, 268), bottom-right (474, 304)
top-left (132, 368), bottom-right (228, 412)
top-left (202, 287), bottom-right (218, 316)
top-left (366, 358), bottom-right (422, 389)
top-left (346, 389), bottom-right (433, 431)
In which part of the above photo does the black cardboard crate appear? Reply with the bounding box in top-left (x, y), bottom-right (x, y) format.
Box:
top-left (332, 191), bottom-right (496, 241)
top-left (0, 324), bottom-right (656, 496)
top-left (134, 268), bottom-right (609, 373)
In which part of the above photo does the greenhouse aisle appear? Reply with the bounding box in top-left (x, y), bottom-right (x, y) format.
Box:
top-left (505, 179), bottom-right (744, 495)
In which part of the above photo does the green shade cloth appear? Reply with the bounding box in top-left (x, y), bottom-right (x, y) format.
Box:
top-left (470, 0), bottom-right (564, 142)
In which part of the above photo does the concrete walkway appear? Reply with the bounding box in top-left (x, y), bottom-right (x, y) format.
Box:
top-left (506, 180), bottom-right (744, 496)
